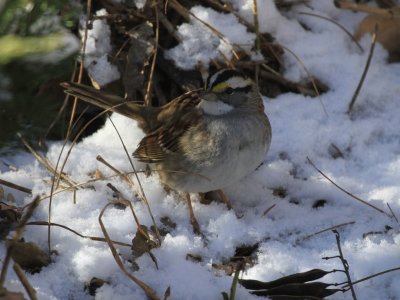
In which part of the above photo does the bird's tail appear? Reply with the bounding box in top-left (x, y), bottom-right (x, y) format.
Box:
top-left (61, 82), bottom-right (157, 132)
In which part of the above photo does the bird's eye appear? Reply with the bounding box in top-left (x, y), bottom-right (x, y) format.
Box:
top-left (225, 87), bottom-right (234, 95)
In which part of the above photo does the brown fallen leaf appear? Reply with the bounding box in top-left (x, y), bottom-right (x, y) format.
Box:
top-left (354, 13), bottom-right (400, 61)
top-left (0, 288), bottom-right (25, 300)
top-left (6, 240), bottom-right (50, 273)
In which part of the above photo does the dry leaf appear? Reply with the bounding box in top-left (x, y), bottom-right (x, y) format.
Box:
top-left (0, 288), bottom-right (25, 300)
top-left (6, 240), bottom-right (50, 273)
top-left (355, 13), bottom-right (400, 61)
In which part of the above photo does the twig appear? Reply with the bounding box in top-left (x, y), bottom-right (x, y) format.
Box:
top-left (348, 24), bottom-right (377, 112)
top-left (298, 12), bottom-right (363, 52)
top-left (307, 157), bottom-right (389, 216)
top-left (252, 0), bottom-right (260, 89)
top-left (343, 266), bottom-right (400, 288)
top-left (45, 60), bottom-right (79, 140)
top-left (106, 183), bottom-right (149, 240)
top-left (18, 134), bottom-right (77, 188)
top-left (13, 263), bottom-right (37, 300)
top-left (99, 202), bottom-right (160, 300)
top-left (26, 221), bottom-right (131, 247)
top-left (68, 0), bottom-right (92, 134)
top-left (96, 155), bottom-right (127, 181)
top-left (107, 116), bottom-right (161, 244)
top-left (0, 197), bottom-right (41, 287)
top-left (144, 2), bottom-right (160, 106)
top-left (333, 230), bottom-right (358, 300)
top-left (262, 203), bottom-right (276, 216)
top-left (300, 221), bottom-right (355, 241)
top-left (229, 264), bottom-right (241, 300)
top-left (386, 203), bottom-right (399, 223)
top-left (0, 178), bottom-right (32, 194)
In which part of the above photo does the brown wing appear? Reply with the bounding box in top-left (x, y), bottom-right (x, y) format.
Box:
top-left (133, 107), bottom-right (201, 163)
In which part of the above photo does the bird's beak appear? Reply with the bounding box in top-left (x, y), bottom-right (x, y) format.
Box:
top-left (199, 91), bottom-right (218, 102)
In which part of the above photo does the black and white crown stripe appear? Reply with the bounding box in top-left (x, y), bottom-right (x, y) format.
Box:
top-left (206, 69), bottom-right (253, 92)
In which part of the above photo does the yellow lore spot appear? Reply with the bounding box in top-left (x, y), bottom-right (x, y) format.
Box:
top-left (211, 82), bottom-right (229, 92)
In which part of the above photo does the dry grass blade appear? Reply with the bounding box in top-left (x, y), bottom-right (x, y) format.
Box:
top-left (280, 45), bottom-right (328, 117)
top-left (96, 155), bottom-right (131, 184)
top-left (386, 203), bottom-right (399, 223)
top-left (307, 157), bottom-right (389, 216)
top-left (99, 202), bottom-right (160, 300)
top-left (45, 60), bottom-right (79, 140)
top-left (13, 263), bottom-right (37, 300)
top-left (0, 196), bottom-right (41, 287)
top-left (262, 203), bottom-right (276, 216)
top-left (347, 25), bottom-right (377, 112)
top-left (298, 12), bottom-right (363, 52)
top-left (18, 134), bottom-right (76, 188)
top-left (299, 221), bottom-right (355, 242)
top-left (144, 3), bottom-right (160, 106)
top-left (107, 116), bottom-right (161, 244)
top-left (343, 266), bottom-right (400, 288)
top-left (26, 221), bottom-right (131, 247)
top-left (252, 0), bottom-right (260, 88)
top-left (0, 178), bottom-right (32, 194)
top-left (68, 0), bottom-right (92, 134)
top-left (21, 168), bottom-right (174, 209)
top-left (106, 183), bottom-right (151, 241)
top-left (36, 106), bottom-right (91, 256)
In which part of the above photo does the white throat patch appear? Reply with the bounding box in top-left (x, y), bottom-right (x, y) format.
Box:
top-left (198, 100), bottom-right (234, 116)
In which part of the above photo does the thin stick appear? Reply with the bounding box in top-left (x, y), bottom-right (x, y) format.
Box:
top-left (13, 263), bottom-right (37, 300)
top-left (106, 183), bottom-right (149, 241)
top-left (22, 167), bottom-right (207, 209)
top-left (144, 2), bottom-right (160, 106)
top-left (18, 134), bottom-right (76, 188)
top-left (301, 221), bottom-right (355, 241)
top-left (343, 266), bottom-right (400, 288)
top-left (107, 116), bottom-right (161, 244)
top-left (307, 157), bottom-right (388, 216)
top-left (45, 60), bottom-right (79, 139)
top-left (99, 202), bottom-right (160, 300)
top-left (229, 264), bottom-right (242, 300)
top-left (0, 178), bottom-right (32, 194)
top-left (262, 203), bottom-right (276, 216)
top-left (348, 25), bottom-right (377, 112)
top-left (68, 0), bottom-right (92, 134)
top-left (333, 230), bottom-right (358, 300)
top-left (0, 197), bottom-right (41, 287)
top-left (252, 0), bottom-right (261, 89)
top-left (386, 203), bottom-right (399, 223)
top-left (26, 221), bottom-right (131, 247)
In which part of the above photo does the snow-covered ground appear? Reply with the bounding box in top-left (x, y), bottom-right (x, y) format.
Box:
top-left (1, 1), bottom-right (400, 299)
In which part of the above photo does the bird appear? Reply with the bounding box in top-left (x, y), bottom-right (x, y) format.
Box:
top-left (61, 69), bottom-right (272, 233)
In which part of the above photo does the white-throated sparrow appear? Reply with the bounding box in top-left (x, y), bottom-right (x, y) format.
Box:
top-left (62, 69), bottom-right (272, 233)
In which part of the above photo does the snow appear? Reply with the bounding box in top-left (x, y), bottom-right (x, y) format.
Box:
top-left (82, 9), bottom-right (120, 86)
top-left (1, 1), bottom-right (400, 299)
top-left (165, 6), bottom-right (255, 70)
